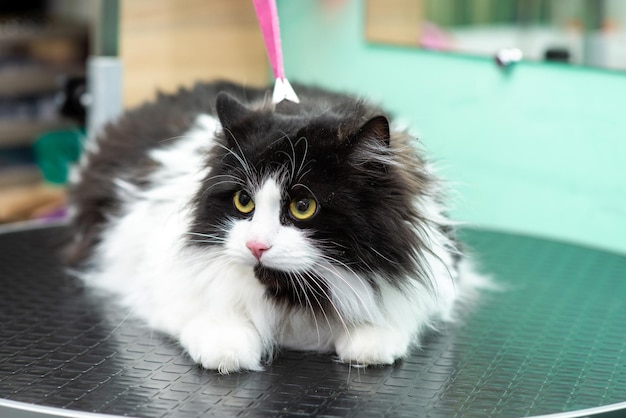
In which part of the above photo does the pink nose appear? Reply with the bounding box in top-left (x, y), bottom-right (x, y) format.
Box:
top-left (246, 240), bottom-right (270, 260)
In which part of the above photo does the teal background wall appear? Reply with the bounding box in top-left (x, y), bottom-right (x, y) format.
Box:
top-left (277, 0), bottom-right (626, 254)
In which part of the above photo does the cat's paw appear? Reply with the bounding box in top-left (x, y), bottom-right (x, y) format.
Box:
top-left (179, 319), bottom-right (264, 374)
top-left (334, 325), bottom-right (410, 366)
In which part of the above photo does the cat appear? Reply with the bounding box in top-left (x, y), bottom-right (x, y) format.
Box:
top-left (66, 80), bottom-right (482, 374)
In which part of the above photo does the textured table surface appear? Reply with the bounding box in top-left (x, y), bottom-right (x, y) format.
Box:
top-left (0, 224), bottom-right (624, 417)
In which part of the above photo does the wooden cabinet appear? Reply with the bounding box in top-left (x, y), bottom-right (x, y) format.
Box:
top-left (0, 7), bottom-right (87, 186)
top-left (120, 0), bottom-right (268, 108)
top-left (0, 0), bottom-right (269, 221)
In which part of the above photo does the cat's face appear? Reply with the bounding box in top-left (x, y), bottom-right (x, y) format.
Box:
top-left (189, 93), bottom-right (425, 305)
top-left (224, 176), bottom-right (323, 275)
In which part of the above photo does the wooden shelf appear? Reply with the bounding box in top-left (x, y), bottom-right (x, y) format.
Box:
top-left (0, 67), bottom-right (61, 97)
top-left (0, 66), bottom-right (84, 98)
top-left (0, 11), bottom-right (88, 193)
top-left (0, 21), bottom-right (86, 45)
top-left (0, 166), bottom-right (41, 188)
top-left (0, 119), bottom-right (73, 148)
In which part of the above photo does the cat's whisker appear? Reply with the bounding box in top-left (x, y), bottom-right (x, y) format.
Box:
top-left (312, 259), bottom-right (360, 297)
top-left (317, 254), bottom-right (371, 288)
top-left (313, 259), bottom-right (376, 323)
top-left (187, 239), bottom-right (226, 245)
top-left (293, 136), bottom-right (309, 182)
top-left (186, 238), bottom-right (217, 244)
top-left (182, 229), bottom-right (230, 248)
top-left (156, 134), bottom-right (189, 144)
top-left (213, 136), bottom-right (256, 181)
top-left (318, 237), bottom-right (385, 277)
top-left (291, 183), bottom-right (318, 203)
top-left (201, 180), bottom-right (245, 195)
top-left (295, 166), bottom-right (313, 184)
top-left (274, 136), bottom-right (296, 184)
top-left (179, 245), bottom-right (232, 268)
top-left (268, 132), bottom-right (294, 164)
top-left (200, 256), bottom-right (238, 278)
top-left (201, 171), bottom-right (248, 191)
top-left (298, 272), bottom-right (337, 338)
top-left (290, 272), bottom-right (323, 345)
top-left (285, 274), bottom-right (304, 307)
top-left (218, 161), bottom-right (247, 176)
top-left (268, 131), bottom-right (292, 149)
top-left (316, 238), bottom-right (351, 252)
top-left (205, 173), bottom-right (245, 184)
top-left (369, 247), bottom-right (401, 265)
top-left (287, 135), bottom-right (298, 184)
top-left (106, 308), bottom-right (134, 338)
top-left (266, 161), bottom-right (291, 186)
top-left (301, 270), bottom-right (351, 340)
top-left (184, 231), bottom-right (227, 241)
top-left (227, 135), bottom-right (256, 180)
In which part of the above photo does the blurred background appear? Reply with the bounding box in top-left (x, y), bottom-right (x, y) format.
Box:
top-left (0, 0), bottom-right (267, 225)
top-left (0, 0), bottom-right (624, 255)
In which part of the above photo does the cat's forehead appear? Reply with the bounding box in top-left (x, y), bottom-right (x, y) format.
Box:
top-left (216, 102), bottom-right (383, 187)
top-left (262, 112), bottom-right (356, 151)
top-left (218, 119), bottom-right (345, 191)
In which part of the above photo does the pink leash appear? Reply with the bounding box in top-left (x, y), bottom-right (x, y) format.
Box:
top-left (252, 0), bottom-right (299, 103)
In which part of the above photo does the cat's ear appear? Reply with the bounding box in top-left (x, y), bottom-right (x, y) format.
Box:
top-left (216, 92), bottom-right (250, 129)
top-left (353, 115), bottom-right (390, 147)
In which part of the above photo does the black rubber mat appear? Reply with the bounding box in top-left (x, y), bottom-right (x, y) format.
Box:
top-left (0, 224), bottom-right (624, 417)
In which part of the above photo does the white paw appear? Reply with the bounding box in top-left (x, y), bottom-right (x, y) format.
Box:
top-left (334, 325), bottom-right (410, 366)
top-left (179, 318), bottom-right (264, 374)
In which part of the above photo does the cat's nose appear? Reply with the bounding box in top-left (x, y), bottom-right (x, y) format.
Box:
top-left (246, 240), bottom-right (270, 260)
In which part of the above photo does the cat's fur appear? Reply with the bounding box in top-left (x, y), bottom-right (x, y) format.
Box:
top-left (66, 80), bottom-right (481, 374)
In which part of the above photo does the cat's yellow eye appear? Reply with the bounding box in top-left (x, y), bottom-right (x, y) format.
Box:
top-left (234, 191), bottom-right (255, 214)
top-left (289, 197), bottom-right (318, 221)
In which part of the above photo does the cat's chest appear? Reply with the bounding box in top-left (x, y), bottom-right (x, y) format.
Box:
top-left (274, 309), bottom-right (336, 352)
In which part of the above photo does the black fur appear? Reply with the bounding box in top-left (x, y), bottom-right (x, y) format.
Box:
top-left (66, 81), bottom-right (267, 265)
top-left (68, 81), bottom-right (448, 309)
top-left (188, 86), bottom-right (436, 305)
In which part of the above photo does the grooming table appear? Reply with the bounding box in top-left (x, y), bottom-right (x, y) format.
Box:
top-left (1, 224), bottom-right (624, 417)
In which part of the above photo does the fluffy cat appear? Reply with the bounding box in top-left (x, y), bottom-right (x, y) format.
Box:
top-left (66, 80), bottom-right (480, 374)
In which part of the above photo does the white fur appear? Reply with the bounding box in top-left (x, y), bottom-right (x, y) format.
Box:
top-left (79, 114), bottom-right (477, 373)
top-left (226, 179), bottom-right (321, 272)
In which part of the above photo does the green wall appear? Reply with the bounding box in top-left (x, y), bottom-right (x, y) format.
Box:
top-left (278, 0), bottom-right (626, 254)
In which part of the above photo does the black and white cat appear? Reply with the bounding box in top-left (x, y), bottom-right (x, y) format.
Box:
top-left (66, 81), bottom-right (483, 374)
